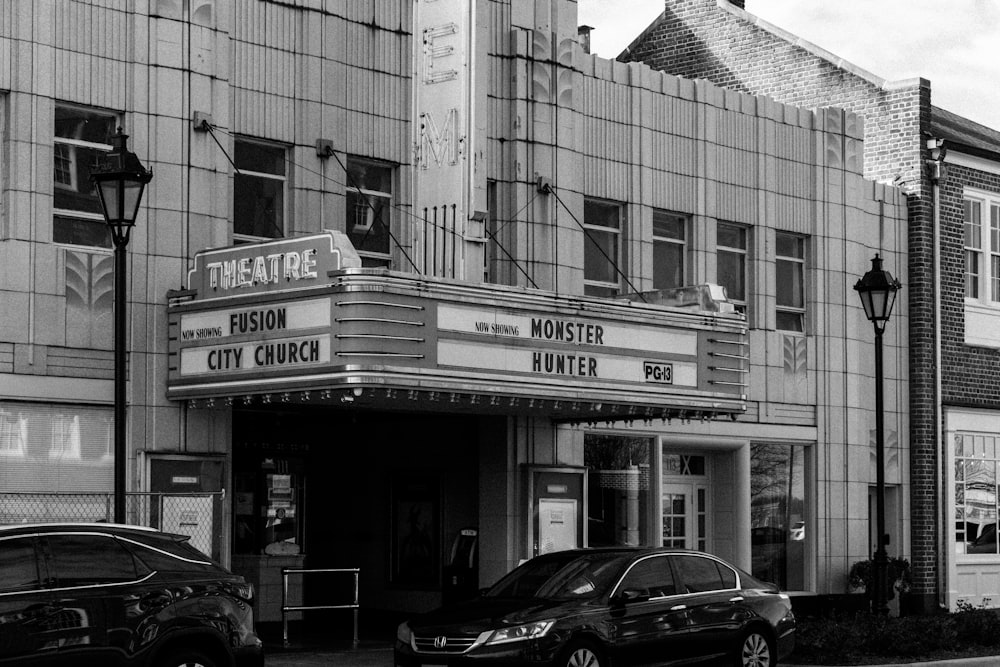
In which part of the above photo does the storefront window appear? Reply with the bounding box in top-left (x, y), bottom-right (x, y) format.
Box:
top-left (234, 454), bottom-right (305, 556)
top-left (750, 443), bottom-right (806, 589)
top-left (955, 433), bottom-right (1000, 555)
top-left (585, 434), bottom-right (651, 547)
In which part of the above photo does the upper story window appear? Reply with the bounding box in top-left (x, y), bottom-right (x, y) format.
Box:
top-left (346, 157), bottom-right (394, 267)
top-left (583, 198), bottom-right (622, 297)
top-left (964, 194), bottom-right (1000, 305)
top-left (775, 232), bottom-right (805, 332)
top-left (233, 138), bottom-right (286, 242)
top-left (53, 105), bottom-right (118, 249)
top-left (717, 222), bottom-right (748, 314)
top-left (652, 210), bottom-right (687, 291)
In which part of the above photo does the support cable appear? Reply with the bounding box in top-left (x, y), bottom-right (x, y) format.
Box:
top-left (545, 185), bottom-right (647, 302)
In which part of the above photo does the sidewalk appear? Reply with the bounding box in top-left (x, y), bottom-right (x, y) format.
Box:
top-left (263, 645), bottom-right (1000, 667)
top-left (265, 641), bottom-right (393, 667)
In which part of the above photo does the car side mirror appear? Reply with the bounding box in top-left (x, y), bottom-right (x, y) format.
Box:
top-left (615, 588), bottom-right (650, 605)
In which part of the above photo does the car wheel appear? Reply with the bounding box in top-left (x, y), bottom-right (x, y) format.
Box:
top-left (561, 639), bottom-right (605, 667)
top-left (736, 629), bottom-right (774, 667)
top-left (158, 648), bottom-right (219, 667)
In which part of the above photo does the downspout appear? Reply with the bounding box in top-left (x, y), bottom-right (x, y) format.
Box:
top-left (925, 137), bottom-right (947, 609)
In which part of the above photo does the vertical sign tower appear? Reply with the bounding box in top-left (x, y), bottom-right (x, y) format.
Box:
top-left (413, 0), bottom-right (488, 282)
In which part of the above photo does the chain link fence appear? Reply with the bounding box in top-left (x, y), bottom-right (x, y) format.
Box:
top-left (0, 492), bottom-right (224, 559)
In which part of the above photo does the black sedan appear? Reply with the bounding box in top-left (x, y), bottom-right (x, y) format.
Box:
top-left (395, 547), bottom-right (795, 667)
top-left (0, 522), bottom-right (263, 666)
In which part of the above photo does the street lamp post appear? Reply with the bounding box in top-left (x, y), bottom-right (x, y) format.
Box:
top-left (91, 128), bottom-right (152, 525)
top-left (854, 254), bottom-right (901, 616)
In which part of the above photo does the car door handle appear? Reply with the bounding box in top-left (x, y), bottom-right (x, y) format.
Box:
top-left (669, 604), bottom-right (687, 611)
top-left (729, 596), bottom-right (745, 602)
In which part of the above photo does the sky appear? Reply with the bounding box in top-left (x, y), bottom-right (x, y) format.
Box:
top-left (577, 0), bottom-right (1000, 131)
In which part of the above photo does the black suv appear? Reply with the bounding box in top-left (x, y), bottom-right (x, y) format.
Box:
top-left (0, 523), bottom-right (263, 667)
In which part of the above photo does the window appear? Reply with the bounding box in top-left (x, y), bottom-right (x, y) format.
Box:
top-left (583, 199), bottom-right (622, 297)
top-left (672, 554), bottom-right (734, 593)
top-left (775, 232), bottom-right (805, 332)
top-left (717, 223), bottom-right (748, 313)
top-left (233, 138), bottom-right (286, 241)
top-left (653, 210), bottom-right (686, 291)
top-left (964, 195), bottom-right (1000, 304)
top-left (618, 555), bottom-right (677, 598)
top-left (346, 157), bottom-right (394, 267)
top-left (751, 443), bottom-right (806, 590)
top-left (50, 414), bottom-right (81, 460)
top-left (955, 433), bottom-right (1000, 555)
top-left (0, 410), bottom-right (27, 458)
top-left (53, 105), bottom-right (118, 248)
top-left (586, 434), bottom-right (651, 547)
top-left (0, 537), bottom-right (41, 593)
top-left (44, 534), bottom-right (140, 586)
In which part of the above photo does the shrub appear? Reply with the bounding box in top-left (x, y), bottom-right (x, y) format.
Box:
top-left (791, 605), bottom-right (1000, 664)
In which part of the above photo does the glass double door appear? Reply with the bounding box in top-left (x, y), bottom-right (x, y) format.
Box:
top-left (662, 481), bottom-right (707, 551)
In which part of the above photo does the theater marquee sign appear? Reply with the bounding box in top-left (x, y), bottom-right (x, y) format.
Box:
top-left (167, 234), bottom-right (747, 422)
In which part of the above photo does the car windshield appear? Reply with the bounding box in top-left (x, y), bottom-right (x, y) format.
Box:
top-left (486, 552), bottom-right (627, 600)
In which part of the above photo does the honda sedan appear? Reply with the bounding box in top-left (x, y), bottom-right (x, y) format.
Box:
top-left (395, 547), bottom-right (795, 667)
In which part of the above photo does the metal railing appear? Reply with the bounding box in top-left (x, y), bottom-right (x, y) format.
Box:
top-left (281, 567), bottom-right (360, 648)
top-left (0, 492), bottom-right (222, 557)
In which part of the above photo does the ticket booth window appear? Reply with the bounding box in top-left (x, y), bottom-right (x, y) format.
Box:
top-left (585, 434), bottom-right (653, 548)
top-left (234, 457), bottom-right (305, 555)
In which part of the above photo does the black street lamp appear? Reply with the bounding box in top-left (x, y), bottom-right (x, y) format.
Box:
top-left (854, 254), bottom-right (901, 615)
top-left (91, 128), bottom-right (152, 524)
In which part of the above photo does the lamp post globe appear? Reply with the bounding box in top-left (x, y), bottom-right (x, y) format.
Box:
top-left (854, 254), bottom-right (901, 616)
top-left (90, 128), bottom-right (152, 525)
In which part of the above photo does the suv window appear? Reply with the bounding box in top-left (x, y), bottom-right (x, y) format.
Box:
top-left (0, 537), bottom-right (41, 593)
top-left (672, 555), bottom-right (732, 593)
top-left (619, 555), bottom-right (677, 598)
top-left (45, 534), bottom-right (142, 586)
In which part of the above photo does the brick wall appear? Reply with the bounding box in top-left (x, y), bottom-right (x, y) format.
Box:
top-left (622, 0), bottom-right (943, 607)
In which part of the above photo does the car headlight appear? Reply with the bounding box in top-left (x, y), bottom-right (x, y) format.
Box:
top-left (397, 621), bottom-right (413, 645)
top-left (484, 620), bottom-right (554, 645)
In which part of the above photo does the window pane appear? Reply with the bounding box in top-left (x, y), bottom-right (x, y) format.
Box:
top-left (620, 556), bottom-right (677, 597)
top-left (347, 159), bottom-right (392, 193)
top-left (966, 251), bottom-right (980, 299)
top-left (234, 172), bottom-right (284, 238)
top-left (347, 190), bottom-right (391, 256)
top-left (0, 538), bottom-right (41, 593)
top-left (672, 555), bottom-right (725, 593)
top-left (46, 535), bottom-right (138, 586)
top-left (776, 258), bottom-right (803, 308)
top-left (52, 215), bottom-right (112, 248)
top-left (751, 443), bottom-right (806, 589)
top-left (584, 229), bottom-right (618, 284)
top-left (776, 233), bottom-right (803, 258)
top-left (584, 200), bottom-right (620, 230)
top-left (653, 210), bottom-right (684, 240)
top-left (775, 311), bottom-right (803, 333)
top-left (958, 437), bottom-right (1000, 555)
top-left (235, 141), bottom-right (285, 176)
top-left (718, 250), bottom-right (745, 302)
top-left (653, 240), bottom-right (684, 290)
top-left (55, 107), bottom-right (117, 144)
top-left (585, 434), bottom-right (651, 547)
top-left (718, 223), bottom-right (746, 250)
top-left (965, 200), bottom-right (982, 249)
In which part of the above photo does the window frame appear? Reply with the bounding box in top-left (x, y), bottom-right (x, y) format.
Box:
top-left (233, 136), bottom-right (288, 243)
top-left (964, 191), bottom-right (1000, 306)
top-left (717, 222), bottom-right (748, 314)
top-left (775, 231), bottom-right (806, 333)
top-left (345, 156), bottom-right (395, 267)
top-left (52, 104), bottom-right (120, 250)
top-left (652, 209), bottom-right (688, 292)
top-left (583, 198), bottom-right (623, 297)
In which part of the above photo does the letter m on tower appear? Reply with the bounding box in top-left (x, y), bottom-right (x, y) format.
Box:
top-left (419, 109), bottom-right (458, 168)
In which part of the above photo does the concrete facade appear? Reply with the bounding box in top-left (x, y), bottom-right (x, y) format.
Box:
top-left (622, 0), bottom-right (1000, 612)
top-left (0, 0), bottom-right (906, 621)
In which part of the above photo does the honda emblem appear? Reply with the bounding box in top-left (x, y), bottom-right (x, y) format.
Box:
top-left (434, 636), bottom-right (448, 649)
